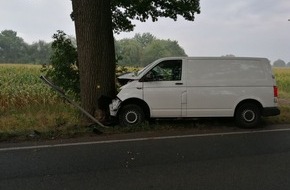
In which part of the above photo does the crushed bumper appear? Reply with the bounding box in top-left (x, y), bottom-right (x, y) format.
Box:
top-left (109, 98), bottom-right (122, 117)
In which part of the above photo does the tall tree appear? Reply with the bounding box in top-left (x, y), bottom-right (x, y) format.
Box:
top-left (71, 0), bottom-right (200, 120)
top-left (72, 0), bottom-right (116, 119)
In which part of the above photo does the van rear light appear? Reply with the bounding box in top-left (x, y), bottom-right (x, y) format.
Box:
top-left (274, 86), bottom-right (278, 97)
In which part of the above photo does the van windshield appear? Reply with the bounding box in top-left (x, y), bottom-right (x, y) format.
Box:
top-left (137, 61), bottom-right (157, 76)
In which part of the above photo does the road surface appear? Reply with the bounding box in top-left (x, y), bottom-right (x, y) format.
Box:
top-left (1, 126), bottom-right (290, 190)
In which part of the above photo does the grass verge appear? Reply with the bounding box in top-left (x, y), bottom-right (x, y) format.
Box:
top-left (1, 100), bottom-right (289, 142)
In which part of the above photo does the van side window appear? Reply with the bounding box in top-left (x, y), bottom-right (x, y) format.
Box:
top-left (145, 60), bottom-right (182, 81)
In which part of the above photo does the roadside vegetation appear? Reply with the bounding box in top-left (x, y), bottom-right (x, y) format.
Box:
top-left (0, 64), bottom-right (289, 141)
top-left (0, 64), bottom-right (78, 141)
top-left (267, 68), bottom-right (290, 124)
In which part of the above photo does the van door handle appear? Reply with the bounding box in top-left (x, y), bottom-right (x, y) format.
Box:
top-left (175, 82), bottom-right (183, 85)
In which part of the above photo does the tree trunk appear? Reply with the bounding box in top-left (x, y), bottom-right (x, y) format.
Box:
top-left (72, 0), bottom-right (116, 122)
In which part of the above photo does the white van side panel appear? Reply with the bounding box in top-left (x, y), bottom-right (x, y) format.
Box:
top-left (185, 59), bottom-right (272, 86)
top-left (184, 58), bottom-right (275, 117)
top-left (186, 86), bottom-right (274, 117)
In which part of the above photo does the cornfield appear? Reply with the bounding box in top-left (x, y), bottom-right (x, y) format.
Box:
top-left (274, 68), bottom-right (290, 94)
top-left (1, 65), bottom-right (290, 112)
top-left (0, 64), bottom-right (59, 112)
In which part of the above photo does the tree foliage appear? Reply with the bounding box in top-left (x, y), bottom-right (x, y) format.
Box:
top-left (111, 0), bottom-right (201, 33)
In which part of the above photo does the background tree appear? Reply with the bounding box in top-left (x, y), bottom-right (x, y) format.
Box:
top-left (28, 40), bottom-right (51, 64)
top-left (71, 0), bottom-right (200, 120)
top-left (287, 62), bottom-right (290, 67)
top-left (0, 29), bottom-right (51, 64)
top-left (133, 33), bottom-right (156, 49)
top-left (0, 30), bottom-right (28, 63)
top-left (141, 39), bottom-right (187, 66)
top-left (273, 59), bottom-right (286, 67)
top-left (115, 33), bottom-right (187, 66)
top-left (116, 39), bottom-right (143, 66)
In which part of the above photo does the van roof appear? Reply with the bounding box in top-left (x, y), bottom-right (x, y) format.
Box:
top-left (158, 56), bottom-right (269, 62)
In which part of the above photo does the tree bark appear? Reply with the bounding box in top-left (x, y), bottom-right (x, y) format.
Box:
top-left (72, 0), bottom-right (116, 122)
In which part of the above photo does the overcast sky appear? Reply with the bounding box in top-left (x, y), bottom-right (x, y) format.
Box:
top-left (1, 0), bottom-right (289, 63)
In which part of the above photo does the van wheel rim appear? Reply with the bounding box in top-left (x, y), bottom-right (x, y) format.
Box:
top-left (125, 111), bottom-right (138, 124)
top-left (242, 110), bottom-right (255, 122)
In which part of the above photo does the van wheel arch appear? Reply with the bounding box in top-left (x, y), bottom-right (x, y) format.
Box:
top-left (234, 99), bottom-right (263, 128)
top-left (119, 98), bottom-right (150, 120)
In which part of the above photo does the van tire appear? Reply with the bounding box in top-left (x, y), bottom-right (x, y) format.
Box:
top-left (119, 104), bottom-right (145, 127)
top-left (235, 103), bottom-right (261, 128)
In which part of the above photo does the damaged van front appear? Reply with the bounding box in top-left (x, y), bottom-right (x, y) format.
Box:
top-left (109, 76), bottom-right (143, 117)
top-left (109, 59), bottom-right (159, 126)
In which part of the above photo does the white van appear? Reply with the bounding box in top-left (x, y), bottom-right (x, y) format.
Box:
top-left (110, 57), bottom-right (280, 128)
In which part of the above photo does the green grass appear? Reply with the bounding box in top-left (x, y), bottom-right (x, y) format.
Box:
top-left (0, 64), bottom-right (289, 141)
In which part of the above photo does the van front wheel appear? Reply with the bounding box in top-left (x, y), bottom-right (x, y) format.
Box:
top-left (119, 104), bottom-right (145, 127)
top-left (235, 103), bottom-right (261, 128)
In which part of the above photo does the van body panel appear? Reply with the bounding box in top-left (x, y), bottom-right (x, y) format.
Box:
top-left (117, 80), bottom-right (143, 101)
top-left (143, 81), bottom-right (186, 117)
top-left (185, 58), bottom-right (272, 87)
top-left (186, 86), bottom-right (274, 117)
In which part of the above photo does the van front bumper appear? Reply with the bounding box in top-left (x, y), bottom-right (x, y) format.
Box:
top-left (262, 107), bottom-right (280, 117)
top-left (109, 98), bottom-right (122, 117)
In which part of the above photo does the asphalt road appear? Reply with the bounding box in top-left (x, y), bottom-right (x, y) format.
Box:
top-left (1, 127), bottom-right (290, 190)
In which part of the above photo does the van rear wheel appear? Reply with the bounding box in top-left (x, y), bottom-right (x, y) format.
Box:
top-left (235, 103), bottom-right (261, 128)
top-left (119, 104), bottom-right (145, 127)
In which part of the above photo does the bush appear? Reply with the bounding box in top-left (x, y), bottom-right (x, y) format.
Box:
top-left (42, 30), bottom-right (80, 97)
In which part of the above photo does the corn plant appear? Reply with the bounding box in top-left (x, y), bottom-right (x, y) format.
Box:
top-left (274, 68), bottom-right (290, 94)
